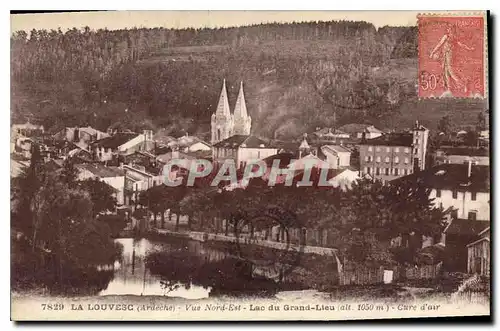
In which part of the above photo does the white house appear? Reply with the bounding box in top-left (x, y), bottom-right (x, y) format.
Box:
top-left (338, 123), bottom-right (384, 140)
top-left (395, 162), bottom-right (490, 221)
top-left (174, 135), bottom-right (212, 153)
top-left (91, 130), bottom-right (154, 162)
top-left (53, 126), bottom-right (109, 150)
top-left (435, 147), bottom-right (489, 166)
top-left (75, 163), bottom-right (126, 205)
top-left (321, 145), bottom-right (352, 169)
top-left (122, 164), bottom-right (164, 207)
top-left (212, 135), bottom-right (278, 169)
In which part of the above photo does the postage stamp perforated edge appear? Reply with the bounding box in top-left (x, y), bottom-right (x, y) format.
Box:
top-left (416, 11), bottom-right (488, 100)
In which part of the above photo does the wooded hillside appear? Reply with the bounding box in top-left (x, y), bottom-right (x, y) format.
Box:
top-left (11, 21), bottom-right (486, 140)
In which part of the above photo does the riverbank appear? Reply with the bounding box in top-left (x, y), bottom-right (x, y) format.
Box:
top-left (150, 228), bottom-right (340, 256)
top-left (145, 228), bottom-right (342, 291)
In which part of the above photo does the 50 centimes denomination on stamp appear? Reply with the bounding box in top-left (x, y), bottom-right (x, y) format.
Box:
top-left (418, 12), bottom-right (487, 99)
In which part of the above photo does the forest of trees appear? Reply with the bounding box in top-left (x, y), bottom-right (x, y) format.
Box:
top-left (138, 169), bottom-right (447, 271)
top-left (11, 144), bottom-right (126, 294)
top-left (11, 21), bottom-right (419, 140)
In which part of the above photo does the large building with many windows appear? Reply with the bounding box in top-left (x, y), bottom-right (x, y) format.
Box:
top-left (358, 121), bottom-right (429, 182)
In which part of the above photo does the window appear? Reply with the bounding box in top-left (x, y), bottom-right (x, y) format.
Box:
top-left (404, 169), bottom-right (409, 175)
top-left (471, 192), bottom-right (477, 201)
top-left (414, 148), bottom-right (418, 155)
top-left (385, 168), bottom-right (389, 175)
top-left (468, 211), bottom-right (477, 221)
top-left (452, 190), bottom-right (458, 199)
top-left (404, 148), bottom-right (410, 153)
top-left (364, 156), bottom-right (369, 162)
top-left (394, 156), bottom-right (399, 163)
top-left (367, 167), bottom-right (371, 174)
top-left (376, 156), bottom-right (381, 163)
top-left (404, 157), bottom-right (409, 164)
top-left (394, 168), bottom-right (399, 176)
top-left (376, 167), bottom-right (380, 175)
top-left (386, 147), bottom-right (390, 153)
top-left (395, 147), bottom-right (400, 153)
top-left (368, 146), bottom-right (373, 152)
top-left (376, 147), bottom-right (381, 152)
top-left (436, 189), bottom-right (441, 198)
top-left (415, 138), bottom-right (419, 144)
top-left (385, 156), bottom-right (390, 163)
top-left (451, 209), bottom-right (458, 219)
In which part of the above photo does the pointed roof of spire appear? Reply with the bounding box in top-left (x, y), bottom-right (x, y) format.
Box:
top-left (233, 81), bottom-right (249, 120)
top-left (215, 79), bottom-right (231, 117)
top-left (299, 134), bottom-right (310, 150)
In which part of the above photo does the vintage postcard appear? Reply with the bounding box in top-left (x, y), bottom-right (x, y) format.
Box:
top-left (10, 10), bottom-right (490, 321)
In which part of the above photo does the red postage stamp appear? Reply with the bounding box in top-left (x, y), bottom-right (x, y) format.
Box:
top-left (418, 14), bottom-right (486, 98)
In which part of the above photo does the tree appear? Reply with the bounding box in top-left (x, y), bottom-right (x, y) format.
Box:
top-left (78, 178), bottom-right (117, 216)
top-left (476, 112), bottom-right (487, 132)
top-left (437, 115), bottom-right (452, 137)
top-left (322, 178), bottom-right (446, 268)
top-left (12, 152), bottom-right (123, 291)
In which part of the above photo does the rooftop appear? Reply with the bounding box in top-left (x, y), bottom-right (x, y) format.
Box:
top-left (262, 152), bottom-right (296, 169)
top-left (321, 144), bottom-right (352, 154)
top-left (393, 163), bottom-right (490, 192)
top-left (91, 133), bottom-right (139, 149)
top-left (76, 163), bottom-right (125, 178)
top-left (338, 123), bottom-right (381, 134)
top-left (213, 135), bottom-right (272, 149)
top-left (360, 132), bottom-right (413, 147)
top-left (439, 147), bottom-right (489, 157)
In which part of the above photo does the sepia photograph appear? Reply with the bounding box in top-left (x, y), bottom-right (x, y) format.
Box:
top-left (10, 10), bottom-right (490, 321)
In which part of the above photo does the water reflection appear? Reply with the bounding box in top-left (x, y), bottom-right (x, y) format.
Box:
top-left (99, 238), bottom-right (211, 299)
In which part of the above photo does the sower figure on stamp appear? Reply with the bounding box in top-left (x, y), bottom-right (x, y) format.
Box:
top-left (429, 24), bottom-right (474, 95)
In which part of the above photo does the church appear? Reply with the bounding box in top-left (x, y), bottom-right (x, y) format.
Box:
top-left (211, 79), bottom-right (252, 144)
top-left (210, 79), bottom-right (278, 168)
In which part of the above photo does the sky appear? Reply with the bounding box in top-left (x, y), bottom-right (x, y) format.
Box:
top-left (10, 11), bottom-right (420, 33)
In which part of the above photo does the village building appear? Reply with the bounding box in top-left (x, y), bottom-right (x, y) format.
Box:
top-left (211, 80), bottom-right (252, 144)
top-left (90, 130), bottom-right (154, 162)
top-left (53, 126), bottom-right (109, 148)
top-left (75, 163), bottom-right (126, 205)
top-left (312, 127), bottom-right (350, 140)
top-left (467, 227), bottom-right (490, 276)
top-left (12, 122), bottom-right (45, 138)
top-left (320, 145), bottom-right (352, 169)
top-left (122, 164), bottom-right (164, 207)
top-left (358, 121), bottom-right (429, 182)
top-left (337, 123), bottom-right (384, 140)
top-left (395, 162), bottom-right (490, 221)
top-left (440, 218), bottom-right (490, 272)
top-left (434, 146), bottom-right (489, 166)
top-left (173, 134), bottom-right (212, 153)
top-left (212, 135), bottom-right (278, 169)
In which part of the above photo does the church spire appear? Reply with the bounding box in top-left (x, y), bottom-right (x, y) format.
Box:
top-left (233, 81), bottom-right (252, 135)
top-left (215, 78), bottom-right (231, 117)
top-left (233, 81), bottom-right (248, 119)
